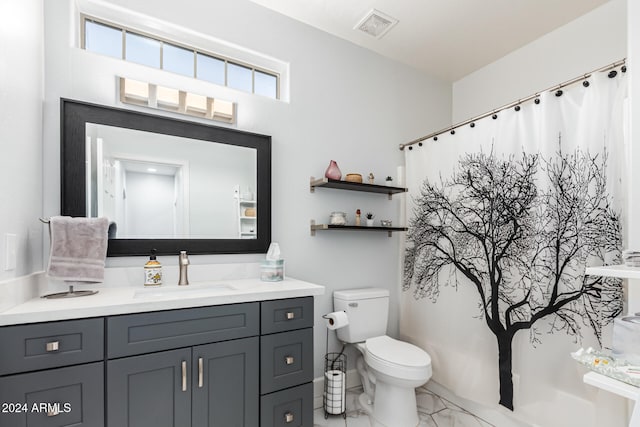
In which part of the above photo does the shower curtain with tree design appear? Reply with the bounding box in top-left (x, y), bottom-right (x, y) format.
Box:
top-left (402, 70), bottom-right (628, 425)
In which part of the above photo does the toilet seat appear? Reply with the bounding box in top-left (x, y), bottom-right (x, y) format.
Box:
top-left (363, 335), bottom-right (431, 381)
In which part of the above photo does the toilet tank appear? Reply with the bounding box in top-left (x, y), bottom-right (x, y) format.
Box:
top-left (333, 288), bottom-right (389, 343)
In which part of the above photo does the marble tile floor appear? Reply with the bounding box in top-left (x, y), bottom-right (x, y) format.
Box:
top-left (314, 386), bottom-right (494, 427)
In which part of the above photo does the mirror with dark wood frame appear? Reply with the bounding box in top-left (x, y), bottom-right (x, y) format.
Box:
top-left (61, 99), bottom-right (271, 256)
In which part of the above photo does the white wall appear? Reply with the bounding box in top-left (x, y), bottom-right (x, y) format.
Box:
top-left (0, 0), bottom-right (44, 280)
top-left (42, 0), bottom-right (451, 377)
top-left (452, 0), bottom-right (627, 123)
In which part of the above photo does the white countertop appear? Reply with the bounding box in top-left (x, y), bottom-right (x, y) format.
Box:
top-left (0, 277), bottom-right (325, 326)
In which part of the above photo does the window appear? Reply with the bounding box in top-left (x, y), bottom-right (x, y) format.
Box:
top-left (163, 43), bottom-right (193, 77)
top-left (254, 70), bottom-right (278, 99)
top-left (227, 63), bottom-right (252, 93)
top-left (125, 32), bottom-right (160, 68)
top-left (82, 16), bottom-right (280, 100)
top-left (84, 20), bottom-right (122, 59)
top-left (197, 53), bottom-right (225, 86)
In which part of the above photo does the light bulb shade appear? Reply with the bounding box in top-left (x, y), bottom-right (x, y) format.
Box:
top-left (212, 99), bottom-right (234, 121)
top-left (185, 92), bottom-right (208, 114)
top-left (121, 78), bottom-right (149, 102)
top-left (156, 86), bottom-right (180, 108)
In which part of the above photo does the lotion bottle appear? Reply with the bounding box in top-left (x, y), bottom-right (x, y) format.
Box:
top-left (144, 249), bottom-right (163, 286)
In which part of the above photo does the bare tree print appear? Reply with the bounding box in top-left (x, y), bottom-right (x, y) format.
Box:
top-left (403, 147), bottom-right (622, 410)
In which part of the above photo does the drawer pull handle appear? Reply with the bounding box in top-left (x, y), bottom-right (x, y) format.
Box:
top-left (46, 341), bottom-right (59, 352)
top-left (286, 312), bottom-right (295, 320)
top-left (181, 361), bottom-right (187, 392)
top-left (47, 407), bottom-right (59, 417)
top-left (284, 412), bottom-right (294, 423)
top-left (198, 357), bottom-right (203, 388)
top-left (285, 356), bottom-right (295, 365)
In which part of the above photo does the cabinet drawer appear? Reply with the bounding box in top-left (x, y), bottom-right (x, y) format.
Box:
top-left (107, 303), bottom-right (259, 358)
top-left (260, 328), bottom-right (313, 394)
top-left (261, 297), bottom-right (313, 334)
top-left (0, 362), bottom-right (104, 427)
top-left (0, 318), bottom-right (104, 375)
top-left (260, 382), bottom-right (313, 427)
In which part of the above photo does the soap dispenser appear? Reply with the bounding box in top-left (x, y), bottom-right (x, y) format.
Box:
top-left (144, 249), bottom-right (163, 286)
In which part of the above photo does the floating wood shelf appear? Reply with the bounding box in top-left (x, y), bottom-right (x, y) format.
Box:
top-left (310, 220), bottom-right (407, 237)
top-left (310, 177), bottom-right (407, 200)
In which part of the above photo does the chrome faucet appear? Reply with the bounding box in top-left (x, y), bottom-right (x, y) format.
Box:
top-left (178, 251), bottom-right (190, 286)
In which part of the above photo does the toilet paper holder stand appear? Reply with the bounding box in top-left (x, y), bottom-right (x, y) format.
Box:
top-left (322, 313), bottom-right (347, 419)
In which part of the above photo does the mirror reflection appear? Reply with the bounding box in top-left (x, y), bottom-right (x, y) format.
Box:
top-left (86, 123), bottom-right (257, 240)
top-left (61, 99), bottom-right (271, 256)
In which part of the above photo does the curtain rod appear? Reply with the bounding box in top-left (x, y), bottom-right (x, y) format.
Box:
top-left (399, 58), bottom-right (627, 151)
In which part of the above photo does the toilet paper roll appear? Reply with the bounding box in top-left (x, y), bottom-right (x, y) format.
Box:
top-left (324, 370), bottom-right (346, 414)
top-left (324, 311), bottom-right (348, 330)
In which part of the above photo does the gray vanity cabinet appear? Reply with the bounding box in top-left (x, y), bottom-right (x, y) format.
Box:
top-left (106, 303), bottom-right (260, 427)
top-left (260, 297), bottom-right (314, 427)
top-left (1, 296), bottom-right (316, 427)
top-left (106, 348), bottom-right (192, 427)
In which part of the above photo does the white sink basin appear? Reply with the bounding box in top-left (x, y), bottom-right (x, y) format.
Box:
top-left (133, 283), bottom-right (234, 299)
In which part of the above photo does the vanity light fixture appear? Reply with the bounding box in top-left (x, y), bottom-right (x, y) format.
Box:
top-left (118, 77), bottom-right (236, 124)
top-left (156, 86), bottom-right (180, 110)
top-left (212, 99), bottom-right (235, 122)
top-left (185, 92), bottom-right (208, 115)
top-left (121, 78), bottom-right (149, 103)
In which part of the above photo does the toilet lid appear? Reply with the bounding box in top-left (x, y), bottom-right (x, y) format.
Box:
top-left (365, 336), bottom-right (430, 367)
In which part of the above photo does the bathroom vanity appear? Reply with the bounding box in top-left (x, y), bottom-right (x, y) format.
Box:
top-left (0, 277), bottom-right (323, 427)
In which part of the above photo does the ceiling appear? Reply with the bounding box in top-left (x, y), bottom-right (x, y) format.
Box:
top-left (249, 0), bottom-right (610, 82)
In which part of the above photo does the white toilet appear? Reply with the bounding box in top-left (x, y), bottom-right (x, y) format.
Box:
top-left (333, 288), bottom-right (432, 427)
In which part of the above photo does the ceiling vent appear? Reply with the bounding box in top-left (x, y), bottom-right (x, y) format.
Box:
top-left (354, 9), bottom-right (398, 39)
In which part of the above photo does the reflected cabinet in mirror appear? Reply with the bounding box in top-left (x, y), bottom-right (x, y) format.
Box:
top-left (61, 99), bottom-right (271, 256)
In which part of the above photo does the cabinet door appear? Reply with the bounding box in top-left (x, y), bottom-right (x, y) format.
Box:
top-left (192, 337), bottom-right (259, 427)
top-left (0, 362), bottom-right (103, 427)
top-left (107, 348), bottom-right (191, 427)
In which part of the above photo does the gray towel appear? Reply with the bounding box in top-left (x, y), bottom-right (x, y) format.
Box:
top-left (47, 216), bottom-right (109, 282)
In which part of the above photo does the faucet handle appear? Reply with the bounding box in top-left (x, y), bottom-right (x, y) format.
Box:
top-left (179, 250), bottom-right (190, 264)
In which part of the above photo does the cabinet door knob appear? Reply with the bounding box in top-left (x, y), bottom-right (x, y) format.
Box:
top-left (46, 341), bottom-right (59, 352)
top-left (198, 357), bottom-right (203, 388)
top-left (284, 412), bottom-right (294, 423)
top-left (285, 356), bottom-right (295, 365)
top-left (181, 361), bottom-right (187, 392)
top-left (286, 311), bottom-right (295, 320)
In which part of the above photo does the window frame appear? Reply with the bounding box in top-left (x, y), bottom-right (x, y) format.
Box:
top-left (81, 15), bottom-right (280, 100)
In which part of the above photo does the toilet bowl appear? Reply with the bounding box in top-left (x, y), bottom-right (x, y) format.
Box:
top-left (333, 287), bottom-right (432, 427)
top-left (355, 336), bottom-right (431, 427)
